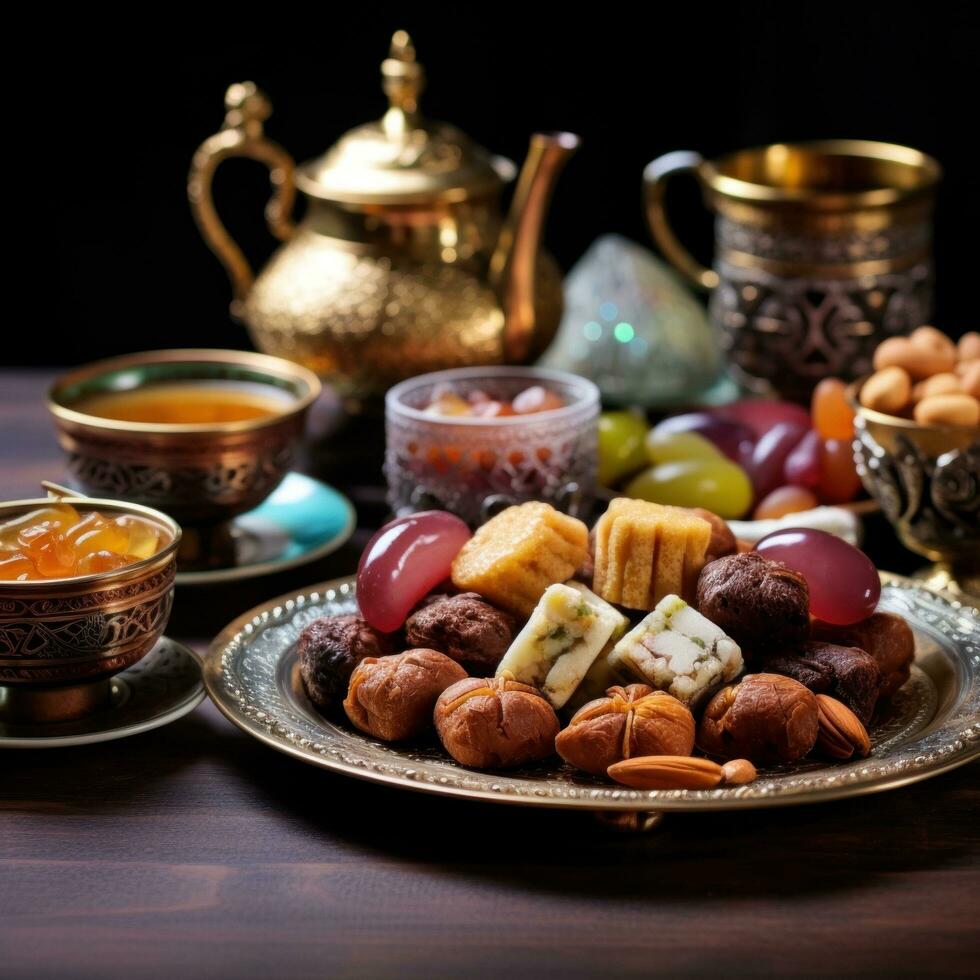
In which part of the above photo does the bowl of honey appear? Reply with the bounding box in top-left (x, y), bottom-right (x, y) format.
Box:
top-left (48, 349), bottom-right (322, 530)
top-left (0, 494), bottom-right (181, 723)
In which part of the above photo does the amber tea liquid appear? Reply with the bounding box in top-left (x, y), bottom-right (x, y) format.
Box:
top-left (75, 380), bottom-right (296, 424)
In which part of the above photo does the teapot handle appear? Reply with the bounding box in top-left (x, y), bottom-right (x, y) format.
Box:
top-left (188, 82), bottom-right (297, 318)
top-left (642, 151), bottom-right (719, 291)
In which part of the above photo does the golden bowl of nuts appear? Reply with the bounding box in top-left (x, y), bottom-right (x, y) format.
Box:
top-left (851, 327), bottom-right (980, 602)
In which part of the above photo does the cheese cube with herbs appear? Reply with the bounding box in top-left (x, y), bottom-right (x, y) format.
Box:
top-left (608, 595), bottom-right (742, 705)
top-left (495, 582), bottom-right (628, 709)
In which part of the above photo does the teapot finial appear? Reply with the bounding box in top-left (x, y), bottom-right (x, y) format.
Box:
top-left (382, 30), bottom-right (425, 133)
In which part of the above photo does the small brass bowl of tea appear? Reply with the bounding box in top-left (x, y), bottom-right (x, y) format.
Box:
top-left (848, 380), bottom-right (980, 603)
top-left (48, 349), bottom-right (321, 528)
top-left (0, 495), bottom-right (180, 723)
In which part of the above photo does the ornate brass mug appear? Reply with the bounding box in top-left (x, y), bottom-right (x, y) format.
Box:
top-left (644, 140), bottom-right (941, 401)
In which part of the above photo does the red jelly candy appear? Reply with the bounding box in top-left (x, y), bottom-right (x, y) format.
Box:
top-left (815, 438), bottom-right (862, 504)
top-left (356, 511), bottom-right (472, 633)
top-left (756, 527), bottom-right (880, 625)
top-left (783, 429), bottom-right (822, 488)
top-left (716, 399), bottom-right (812, 439)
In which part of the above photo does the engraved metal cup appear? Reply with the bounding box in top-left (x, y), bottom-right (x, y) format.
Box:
top-left (849, 382), bottom-right (980, 604)
top-left (0, 496), bottom-right (180, 723)
top-left (644, 140), bottom-right (941, 401)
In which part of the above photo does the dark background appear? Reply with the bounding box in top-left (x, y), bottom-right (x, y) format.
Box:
top-left (20, 3), bottom-right (978, 367)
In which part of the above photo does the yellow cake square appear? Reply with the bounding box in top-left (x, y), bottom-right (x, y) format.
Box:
top-left (451, 502), bottom-right (589, 616)
top-left (592, 498), bottom-right (711, 610)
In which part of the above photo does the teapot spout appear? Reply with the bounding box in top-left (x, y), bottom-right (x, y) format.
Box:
top-left (490, 132), bottom-right (581, 362)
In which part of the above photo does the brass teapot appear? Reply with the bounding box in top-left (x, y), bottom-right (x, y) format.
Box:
top-left (189, 31), bottom-right (580, 399)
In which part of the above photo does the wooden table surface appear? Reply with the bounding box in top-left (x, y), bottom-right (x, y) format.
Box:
top-left (2, 370), bottom-right (978, 980)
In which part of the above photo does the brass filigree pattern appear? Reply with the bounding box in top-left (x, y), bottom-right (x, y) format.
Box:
top-left (0, 565), bottom-right (175, 683)
top-left (206, 575), bottom-right (980, 811)
top-left (711, 259), bottom-right (932, 400)
top-left (854, 420), bottom-right (980, 559)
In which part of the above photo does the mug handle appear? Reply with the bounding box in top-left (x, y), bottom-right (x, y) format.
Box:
top-left (643, 151), bottom-right (719, 291)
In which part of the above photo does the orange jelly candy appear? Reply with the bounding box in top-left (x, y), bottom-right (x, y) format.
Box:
top-left (815, 438), bottom-right (862, 503)
top-left (811, 378), bottom-right (855, 440)
top-left (0, 506), bottom-right (161, 581)
top-left (754, 485), bottom-right (820, 520)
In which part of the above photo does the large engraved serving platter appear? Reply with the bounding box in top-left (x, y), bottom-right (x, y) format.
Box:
top-left (205, 574), bottom-right (980, 811)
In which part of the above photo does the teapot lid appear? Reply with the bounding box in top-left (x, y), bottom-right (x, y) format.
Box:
top-left (296, 31), bottom-right (515, 205)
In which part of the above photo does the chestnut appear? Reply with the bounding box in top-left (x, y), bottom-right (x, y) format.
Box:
top-left (556, 684), bottom-right (695, 776)
top-left (343, 649), bottom-right (466, 741)
top-left (698, 673), bottom-right (819, 765)
top-left (434, 673), bottom-right (560, 769)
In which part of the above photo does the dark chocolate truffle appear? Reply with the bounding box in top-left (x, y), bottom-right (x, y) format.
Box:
top-left (696, 552), bottom-right (810, 657)
top-left (405, 593), bottom-right (514, 670)
top-left (298, 614), bottom-right (394, 714)
top-left (758, 642), bottom-right (881, 724)
top-left (811, 612), bottom-right (914, 698)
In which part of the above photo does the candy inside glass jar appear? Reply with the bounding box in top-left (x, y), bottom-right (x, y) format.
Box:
top-left (385, 367), bottom-right (600, 526)
top-left (0, 503), bottom-right (163, 581)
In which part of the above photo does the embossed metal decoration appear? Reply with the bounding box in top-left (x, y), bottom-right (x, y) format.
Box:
top-left (206, 574), bottom-right (980, 812)
top-left (385, 367), bottom-right (599, 525)
top-left (0, 495), bottom-right (180, 723)
top-left (188, 31), bottom-right (580, 399)
top-left (48, 349), bottom-right (320, 527)
top-left (644, 141), bottom-right (941, 401)
top-left (851, 386), bottom-right (980, 602)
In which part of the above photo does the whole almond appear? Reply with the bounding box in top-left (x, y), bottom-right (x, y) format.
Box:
top-left (910, 325), bottom-right (957, 363)
top-left (912, 372), bottom-right (961, 402)
top-left (874, 334), bottom-right (953, 380)
top-left (913, 393), bottom-right (980, 428)
top-left (957, 360), bottom-right (980, 400)
top-left (815, 694), bottom-right (871, 760)
top-left (956, 331), bottom-right (980, 362)
top-left (608, 755), bottom-right (723, 790)
top-left (860, 366), bottom-right (911, 415)
top-left (721, 758), bottom-right (757, 785)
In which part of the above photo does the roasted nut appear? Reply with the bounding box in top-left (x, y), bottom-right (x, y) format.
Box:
top-left (913, 393), bottom-right (980, 427)
top-left (555, 684), bottom-right (695, 776)
top-left (434, 673), bottom-right (560, 769)
top-left (756, 641), bottom-right (882, 724)
top-left (874, 333), bottom-right (953, 380)
top-left (405, 592), bottom-right (515, 671)
top-left (811, 612), bottom-right (914, 698)
top-left (696, 552), bottom-right (810, 656)
top-left (909, 325), bottom-right (957, 374)
top-left (692, 508), bottom-right (737, 562)
top-left (860, 366), bottom-right (912, 415)
top-left (957, 360), bottom-right (980, 399)
top-left (298, 614), bottom-right (395, 714)
top-left (344, 649), bottom-right (466, 741)
top-left (721, 758), bottom-right (757, 785)
top-left (958, 331), bottom-right (980, 361)
top-left (815, 694), bottom-right (871, 759)
top-left (698, 673), bottom-right (819, 765)
top-left (608, 755), bottom-right (724, 790)
top-left (912, 372), bottom-right (962, 402)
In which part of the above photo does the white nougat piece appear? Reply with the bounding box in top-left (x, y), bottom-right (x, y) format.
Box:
top-left (609, 594), bottom-right (742, 705)
top-left (495, 582), bottom-right (628, 709)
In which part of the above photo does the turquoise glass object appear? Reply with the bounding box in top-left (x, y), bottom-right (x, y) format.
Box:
top-left (539, 234), bottom-right (722, 406)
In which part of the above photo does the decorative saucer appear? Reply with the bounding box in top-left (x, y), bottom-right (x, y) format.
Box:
top-left (0, 638), bottom-right (204, 748)
top-left (176, 472), bottom-right (356, 586)
top-left (205, 573), bottom-right (980, 812)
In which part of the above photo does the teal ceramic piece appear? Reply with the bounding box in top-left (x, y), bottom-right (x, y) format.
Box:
top-left (176, 472), bottom-right (355, 585)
